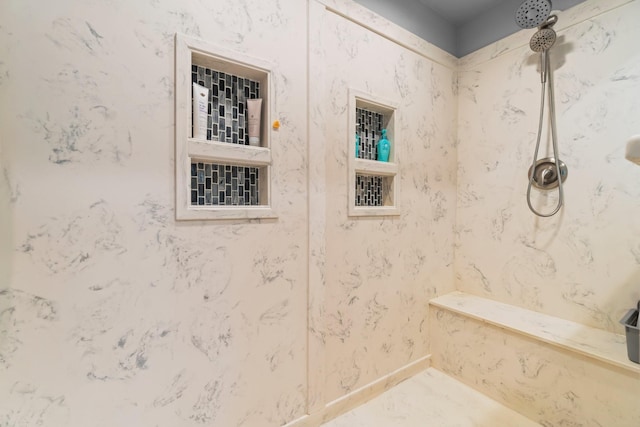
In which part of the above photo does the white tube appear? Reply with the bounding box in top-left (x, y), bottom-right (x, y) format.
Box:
top-left (192, 83), bottom-right (209, 140)
top-left (247, 98), bottom-right (262, 146)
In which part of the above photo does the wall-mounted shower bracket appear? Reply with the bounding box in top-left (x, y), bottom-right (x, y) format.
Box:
top-left (540, 14), bottom-right (558, 29)
top-left (528, 157), bottom-right (567, 190)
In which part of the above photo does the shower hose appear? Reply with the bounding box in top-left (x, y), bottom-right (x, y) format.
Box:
top-left (526, 49), bottom-right (565, 217)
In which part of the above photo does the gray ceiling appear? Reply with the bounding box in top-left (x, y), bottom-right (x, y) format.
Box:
top-left (417, 0), bottom-right (506, 25)
top-left (352, 0), bottom-right (586, 57)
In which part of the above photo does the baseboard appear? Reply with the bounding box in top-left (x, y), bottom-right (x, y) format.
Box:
top-left (284, 354), bottom-right (432, 427)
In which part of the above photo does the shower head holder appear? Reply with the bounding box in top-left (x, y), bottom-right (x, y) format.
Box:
top-left (540, 14), bottom-right (558, 29)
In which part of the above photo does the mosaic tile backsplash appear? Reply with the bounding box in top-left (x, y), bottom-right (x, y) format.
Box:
top-left (356, 107), bottom-right (383, 161)
top-left (356, 175), bottom-right (383, 207)
top-left (190, 65), bottom-right (262, 206)
top-left (355, 107), bottom-right (385, 206)
top-left (191, 162), bottom-right (260, 206)
top-left (191, 64), bottom-right (260, 144)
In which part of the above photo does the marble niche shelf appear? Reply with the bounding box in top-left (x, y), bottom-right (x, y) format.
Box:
top-left (430, 291), bottom-right (640, 374)
top-left (175, 33), bottom-right (275, 220)
top-left (348, 89), bottom-right (400, 217)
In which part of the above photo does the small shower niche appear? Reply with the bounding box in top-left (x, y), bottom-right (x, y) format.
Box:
top-left (175, 33), bottom-right (274, 220)
top-left (348, 89), bottom-right (400, 217)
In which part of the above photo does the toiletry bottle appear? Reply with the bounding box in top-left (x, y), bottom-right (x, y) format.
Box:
top-left (247, 98), bottom-right (263, 146)
top-left (377, 129), bottom-right (390, 162)
top-left (355, 131), bottom-right (360, 158)
top-left (192, 83), bottom-right (209, 140)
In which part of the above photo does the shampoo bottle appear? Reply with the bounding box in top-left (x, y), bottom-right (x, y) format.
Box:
top-left (377, 128), bottom-right (390, 162)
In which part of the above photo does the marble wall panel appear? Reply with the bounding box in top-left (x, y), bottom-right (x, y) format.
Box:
top-left (456, 0), bottom-right (640, 332)
top-left (0, 0), bottom-right (308, 426)
top-left (319, 7), bottom-right (458, 402)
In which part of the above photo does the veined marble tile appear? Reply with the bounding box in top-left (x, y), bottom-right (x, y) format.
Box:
top-left (321, 368), bottom-right (541, 427)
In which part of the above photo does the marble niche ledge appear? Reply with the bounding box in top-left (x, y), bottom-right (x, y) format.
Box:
top-left (430, 291), bottom-right (640, 374)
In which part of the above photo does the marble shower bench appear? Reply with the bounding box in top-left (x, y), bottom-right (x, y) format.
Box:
top-left (429, 292), bottom-right (640, 426)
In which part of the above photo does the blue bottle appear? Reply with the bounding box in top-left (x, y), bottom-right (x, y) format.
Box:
top-left (377, 129), bottom-right (390, 162)
top-left (355, 132), bottom-right (360, 158)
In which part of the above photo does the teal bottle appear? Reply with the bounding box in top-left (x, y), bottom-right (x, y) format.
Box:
top-left (377, 129), bottom-right (390, 162)
top-left (355, 132), bottom-right (360, 158)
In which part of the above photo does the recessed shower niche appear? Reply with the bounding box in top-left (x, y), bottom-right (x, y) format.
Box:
top-left (175, 34), bottom-right (274, 220)
top-left (348, 89), bottom-right (400, 217)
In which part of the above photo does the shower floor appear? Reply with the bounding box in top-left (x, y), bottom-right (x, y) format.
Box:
top-left (320, 368), bottom-right (540, 427)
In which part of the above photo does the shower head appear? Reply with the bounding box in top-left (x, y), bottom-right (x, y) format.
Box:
top-left (530, 27), bottom-right (556, 83)
top-left (515, 0), bottom-right (553, 29)
top-left (529, 27), bottom-right (556, 52)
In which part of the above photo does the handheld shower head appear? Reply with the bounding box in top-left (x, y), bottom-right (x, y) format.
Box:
top-left (515, 0), bottom-right (553, 29)
top-left (530, 27), bottom-right (556, 83)
top-left (529, 27), bottom-right (557, 52)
